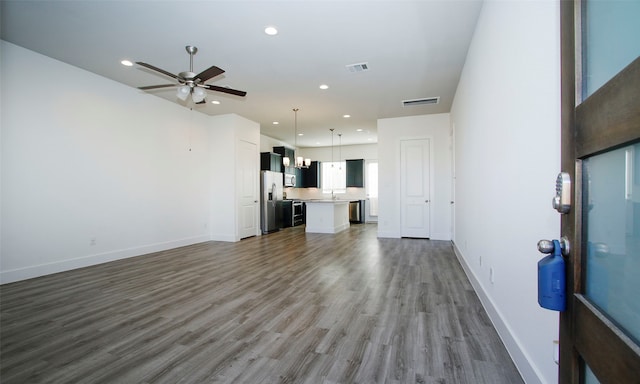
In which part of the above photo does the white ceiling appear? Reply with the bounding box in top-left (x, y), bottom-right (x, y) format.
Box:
top-left (0, 0), bottom-right (482, 148)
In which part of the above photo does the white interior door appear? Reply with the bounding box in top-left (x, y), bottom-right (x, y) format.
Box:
top-left (401, 139), bottom-right (431, 238)
top-left (238, 140), bottom-right (258, 239)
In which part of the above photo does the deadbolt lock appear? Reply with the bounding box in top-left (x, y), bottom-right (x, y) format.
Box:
top-left (552, 172), bottom-right (571, 214)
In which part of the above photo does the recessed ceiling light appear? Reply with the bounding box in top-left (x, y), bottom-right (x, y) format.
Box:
top-left (121, 59), bottom-right (133, 66)
top-left (272, 121), bottom-right (279, 125)
top-left (343, 114), bottom-right (351, 118)
top-left (319, 84), bottom-right (329, 90)
top-left (211, 100), bottom-right (220, 105)
top-left (264, 26), bottom-right (278, 36)
top-left (298, 133), bottom-right (304, 136)
top-left (356, 129), bottom-right (363, 132)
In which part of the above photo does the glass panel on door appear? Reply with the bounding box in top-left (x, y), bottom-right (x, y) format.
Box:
top-left (583, 142), bottom-right (640, 344)
top-left (584, 363), bottom-right (601, 384)
top-left (582, 0), bottom-right (640, 99)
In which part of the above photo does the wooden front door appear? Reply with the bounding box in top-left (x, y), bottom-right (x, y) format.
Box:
top-left (559, 1), bottom-right (640, 383)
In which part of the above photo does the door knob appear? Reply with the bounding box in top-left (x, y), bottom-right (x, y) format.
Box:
top-left (537, 240), bottom-right (555, 254)
top-left (537, 237), bottom-right (570, 256)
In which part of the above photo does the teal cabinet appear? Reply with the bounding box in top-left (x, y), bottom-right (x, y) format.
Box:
top-left (346, 159), bottom-right (364, 188)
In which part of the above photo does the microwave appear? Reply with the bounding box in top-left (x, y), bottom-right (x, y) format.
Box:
top-left (284, 173), bottom-right (296, 187)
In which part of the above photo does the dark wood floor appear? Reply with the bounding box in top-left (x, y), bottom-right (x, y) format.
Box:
top-left (0, 224), bottom-right (523, 384)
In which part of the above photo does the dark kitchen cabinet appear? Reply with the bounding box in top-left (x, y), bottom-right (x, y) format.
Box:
top-left (280, 200), bottom-right (293, 228)
top-left (272, 146), bottom-right (295, 175)
top-left (295, 167), bottom-right (303, 188)
top-left (301, 161), bottom-right (321, 188)
top-left (260, 152), bottom-right (281, 172)
top-left (346, 159), bottom-right (364, 188)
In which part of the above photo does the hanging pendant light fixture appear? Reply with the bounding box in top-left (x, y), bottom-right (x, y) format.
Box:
top-left (330, 129), bottom-right (335, 167)
top-left (293, 108), bottom-right (311, 168)
top-left (338, 133), bottom-right (342, 170)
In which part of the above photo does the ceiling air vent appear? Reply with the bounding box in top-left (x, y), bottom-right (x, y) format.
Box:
top-left (346, 62), bottom-right (369, 73)
top-left (402, 97), bottom-right (440, 107)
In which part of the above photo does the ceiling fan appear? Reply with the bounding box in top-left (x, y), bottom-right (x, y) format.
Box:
top-left (137, 45), bottom-right (246, 104)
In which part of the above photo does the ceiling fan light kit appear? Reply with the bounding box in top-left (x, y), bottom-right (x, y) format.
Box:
top-left (191, 87), bottom-right (206, 103)
top-left (137, 45), bottom-right (246, 105)
top-left (177, 85), bottom-right (190, 101)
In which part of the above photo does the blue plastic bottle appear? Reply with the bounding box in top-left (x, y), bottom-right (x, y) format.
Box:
top-left (538, 239), bottom-right (566, 311)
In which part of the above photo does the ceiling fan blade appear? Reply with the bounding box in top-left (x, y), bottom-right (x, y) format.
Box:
top-left (195, 65), bottom-right (225, 82)
top-left (202, 84), bottom-right (247, 97)
top-left (136, 62), bottom-right (179, 80)
top-left (139, 84), bottom-right (176, 90)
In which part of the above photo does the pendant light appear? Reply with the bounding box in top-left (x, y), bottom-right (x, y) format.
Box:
top-left (293, 108), bottom-right (311, 168)
top-left (338, 133), bottom-right (342, 170)
top-left (330, 129), bottom-right (335, 167)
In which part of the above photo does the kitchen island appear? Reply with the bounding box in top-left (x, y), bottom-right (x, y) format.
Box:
top-left (304, 200), bottom-right (350, 234)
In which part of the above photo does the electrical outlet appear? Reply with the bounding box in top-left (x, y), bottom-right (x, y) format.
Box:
top-left (90, 237), bottom-right (97, 246)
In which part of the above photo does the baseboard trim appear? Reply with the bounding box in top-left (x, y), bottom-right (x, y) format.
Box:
top-left (376, 231), bottom-right (450, 240)
top-left (452, 241), bottom-right (544, 384)
top-left (0, 235), bottom-right (210, 284)
top-left (210, 233), bottom-right (240, 242)
top-left (430, 232), bottom-right (451, 241)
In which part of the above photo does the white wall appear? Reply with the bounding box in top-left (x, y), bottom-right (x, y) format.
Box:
top-left (259, 134), bottom-right (290, 153)
top-left (450, 2), bottom-right (561, 383)
top-left (209, 114), bottom-right (260, 242)
top-left (296, 143), bottom-right (378, 163)
top-left (259, 135), bottom-right (377, 163)
top-left (0, 41), bottom-right (245, 283)
top-left (377, 113), bottom-right (452, 240)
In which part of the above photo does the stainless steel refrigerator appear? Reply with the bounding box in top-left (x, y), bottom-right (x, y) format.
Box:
top-left (260, 171), bottom-right (284, 234)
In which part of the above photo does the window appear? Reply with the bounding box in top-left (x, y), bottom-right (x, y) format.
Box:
top-left (321, 161), bottom-right (346, 194)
